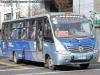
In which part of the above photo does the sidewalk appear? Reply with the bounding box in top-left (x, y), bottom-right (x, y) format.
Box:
top-left (98, 57), bottom-right (100, 62)
top-left (98, 51), bottom-right (100, 62)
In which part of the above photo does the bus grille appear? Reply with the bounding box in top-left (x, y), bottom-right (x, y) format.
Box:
top-left (67, 46), bottom-right (92, 52)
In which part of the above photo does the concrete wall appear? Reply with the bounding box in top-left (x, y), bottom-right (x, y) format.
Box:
top-left (45, 2), bottom-right (50, 13)
top-left (73, 0), bottom-right (94, 19)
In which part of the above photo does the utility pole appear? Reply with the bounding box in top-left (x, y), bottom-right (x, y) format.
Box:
top-left (11, 0), bottom-right (13, 20)
top-left (79, 0), bottom-right (80, 14)
top-left (98, 0), bottom-right (100, 13)
top-left (18, 0), bottom-right (20, 18)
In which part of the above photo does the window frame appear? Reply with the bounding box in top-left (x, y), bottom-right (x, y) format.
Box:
top-left (25, 19), bottom-right (36, 40)
top-left (42, 17), bottom-right (54, 43)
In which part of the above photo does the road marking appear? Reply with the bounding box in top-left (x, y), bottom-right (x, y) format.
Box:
top-left (0, 62), bottom-right (29, 69)
top-left (0, 67), bottom-right (44, 72)
top-left (14, 69), bottom-right (100, 75)
top-left (98, 57), bottom-right (100, 62)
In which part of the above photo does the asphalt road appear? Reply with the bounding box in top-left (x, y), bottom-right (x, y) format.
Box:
top-left (0, 55), bottom-right (100, 75)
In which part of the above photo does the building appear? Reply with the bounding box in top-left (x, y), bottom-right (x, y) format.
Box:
top-left (3, 0), bottom-right (73, 20)
top-left (0, 3), bottom-right (4, 40)
top-left (73, 0), bottom-right (100, 20)
top-left (2, 0), bottom-right (100, 20)
top-left (3, 0), bottom-right (59, 20)
top-left (0, 3), bottom-right (4, 31)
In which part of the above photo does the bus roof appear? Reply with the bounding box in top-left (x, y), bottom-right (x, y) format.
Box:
top-left (2, 12), bottom-right (85, 23)
top-left (3, 14), bottom-right (49, 23)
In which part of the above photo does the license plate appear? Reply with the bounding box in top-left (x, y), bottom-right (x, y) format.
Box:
top-left (78, 56), bottom-right (86, 60)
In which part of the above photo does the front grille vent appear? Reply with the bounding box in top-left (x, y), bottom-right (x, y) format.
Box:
top-left (67, 46), bottom-right (92, 52)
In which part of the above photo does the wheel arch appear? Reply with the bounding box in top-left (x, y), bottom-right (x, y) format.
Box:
top-left (44, 53), bottom-right (50, 63)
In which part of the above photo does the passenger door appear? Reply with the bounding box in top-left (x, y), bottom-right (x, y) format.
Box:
top-left (2, 24), bottom-right (9, 56)
top-left (36, 19), bottom-right (44, 61)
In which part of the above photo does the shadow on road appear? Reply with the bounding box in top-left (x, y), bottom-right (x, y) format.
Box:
top-left (22, 60), bottom-right (44, 67)
top-left (55, 65), bottom-right (88, 71)
top-left (9, 60), bottom-right (44, 67)
top-left (8, 60), bottom-right (90, 71)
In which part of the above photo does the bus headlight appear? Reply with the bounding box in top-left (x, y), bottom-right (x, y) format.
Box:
top-left (93, 49), bottom-right (99, 53)
top-left (56, 51), bottom-right (71, 55)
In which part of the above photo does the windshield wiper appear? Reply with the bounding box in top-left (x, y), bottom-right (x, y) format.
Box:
top-left (72, 37), bottom-right (80, 41)
top-left (76, 36), bottom-right (94, 39)
top-left (59, 37), bottom-right (72, 39)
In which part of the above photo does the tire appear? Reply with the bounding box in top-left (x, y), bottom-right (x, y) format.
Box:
top-left (44, 63), bottom-right (48, 68)
top-left (80, 63), bottom-right (89, 69)
top-left (13, 52), bottom-right (20, 64)
top-left (44, 57), bottom-right (48, 68)
top-left (47, 57), bottom-right (57, 70)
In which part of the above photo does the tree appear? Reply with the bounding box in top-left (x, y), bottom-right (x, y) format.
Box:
top-left (31, 4), bottom-right (45, 16)
top-left (23, 4), bottom-right (45, 17)
top-left (54, 0), bottom-right (73, 12)
top-left (16, 5), bottom-right (23, 18)
top-left (16, 3), bottom-right (29, 18)
top-left (16, 3), bottom-right (45, 18)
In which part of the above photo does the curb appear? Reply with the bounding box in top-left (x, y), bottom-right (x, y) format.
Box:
top-left (98, 57), bottom-right (100, 62)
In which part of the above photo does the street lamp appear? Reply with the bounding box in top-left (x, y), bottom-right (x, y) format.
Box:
top-left (89, 10), bottom-right (98, 20)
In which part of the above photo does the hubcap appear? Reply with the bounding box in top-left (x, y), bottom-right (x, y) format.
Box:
top-left (14, 54), bottom-right (17, 62)
top-left (49, 59), bottom-right (53, 67)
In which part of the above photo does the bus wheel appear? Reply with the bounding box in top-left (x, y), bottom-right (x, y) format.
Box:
top-left (80, 63), bottom-right (89, 69)
top-left (44, 63), bottom-right (48, 68)
top-left (47, 57), bottom-right (56, 70)
top-left (13, 52), bottom-right (20, 64)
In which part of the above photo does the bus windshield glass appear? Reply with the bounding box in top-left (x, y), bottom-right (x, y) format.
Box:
top-left (50, 15), bottom-right (93, 38)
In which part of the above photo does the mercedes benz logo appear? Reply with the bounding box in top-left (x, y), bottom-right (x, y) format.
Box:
top-left (79, 46), bottom-right (83, 52)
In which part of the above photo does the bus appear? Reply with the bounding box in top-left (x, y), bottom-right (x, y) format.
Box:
top-left (1, 13), bottom-right (99, 70)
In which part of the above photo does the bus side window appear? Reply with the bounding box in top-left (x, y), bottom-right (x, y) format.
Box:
top-left (43, 18), bottom-right (53, 42)
top-left (4, 24), bottom-right (9, 39)
top-left (30, 20), bottom-right (36, 40)
top-left (12, 23), bottom-right (17, 39)
top-left (26, 21), bottom-right (30, 39)
top-left (22, 29), bottom-right (26, 39)
top-left (17, 22), bottom-right (25, 39)
top-left (9, 24), bottom-right (13, 40)
top-left (21, 22), bottom-right (26, 39)
top-left (1, 24), bottom-right (5, 40)
top-left (26, 20), bottom-right (36, 40)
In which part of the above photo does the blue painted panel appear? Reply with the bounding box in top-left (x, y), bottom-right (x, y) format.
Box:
top-left (43, 41), bottom-right (56, 64)
top-left (8, 49), bottom-right (13, 58)
top-left (2, 48), bottom-right (9, 56)
top-left (58, 38), bottom-right (96, 50)
top-left (24, 51), bottom-right (36, 61)
top-left (1, 40), bottom-right (36, 61)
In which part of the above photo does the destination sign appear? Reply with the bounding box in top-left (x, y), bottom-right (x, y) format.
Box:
top-left (56, 17), bottom-right (82, 22)
top-left (51, 15), bottom-right (84, 22)
top-left (51, 15), bottom-right (86, 24)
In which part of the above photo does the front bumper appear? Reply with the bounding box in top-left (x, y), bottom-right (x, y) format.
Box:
top-left (54, 52), bottom-right (99, 65)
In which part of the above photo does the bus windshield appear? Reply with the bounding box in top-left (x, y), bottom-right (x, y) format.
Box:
top-left (50, 15), bottom-right (93, 38)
